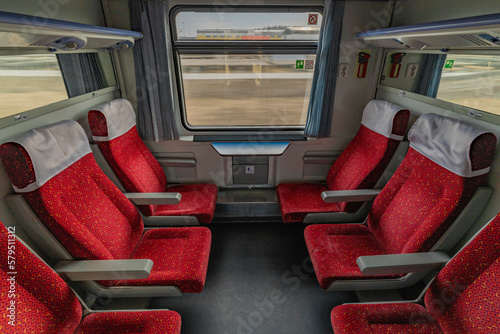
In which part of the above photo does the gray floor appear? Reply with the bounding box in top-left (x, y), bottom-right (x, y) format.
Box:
top-left (149, 223), bottom-right (358, 334)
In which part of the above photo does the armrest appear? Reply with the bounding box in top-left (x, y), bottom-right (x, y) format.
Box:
top-left (321, 189), bottom-right (381, 204)
top-left (54, 259), bottom-right (153, 281)
top-left (357, 251), bottom-right (450, 276)
top-left (124, 192), bottom-right (181, 205)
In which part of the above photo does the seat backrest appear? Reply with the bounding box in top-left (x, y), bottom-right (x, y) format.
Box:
top-left (326, 100), bottom-right (410, 212)
top-left (424, 212), bottom-right (500, 332)
top-left (367, 113), bottom-right (496, 255)
top-left (88, 99), bottom-right (166, 216)
top-left (0, 223), bottom-right (82, 333)
top-left (0, 120), bottom-right (144, 287)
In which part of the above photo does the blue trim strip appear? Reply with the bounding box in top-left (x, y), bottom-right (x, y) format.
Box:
top-left (0, 11), bottom-right (143, 39)
top-left (356, 13), bottom-right (500, 38)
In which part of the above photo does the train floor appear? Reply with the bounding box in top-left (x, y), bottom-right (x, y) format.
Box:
top-left (149, 222), bottom-right (358, 334)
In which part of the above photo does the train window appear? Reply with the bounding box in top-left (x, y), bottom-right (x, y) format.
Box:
top-left (0, 52), bottom-right (115, 121)
top-left (172, 7), bottom-right (322, 130)
top-left (0, 54), bottom-right (67, 119)
top-left (380, 52), bottom-right (500, 117)
top-left (436, 55), bottom-right (500, 116)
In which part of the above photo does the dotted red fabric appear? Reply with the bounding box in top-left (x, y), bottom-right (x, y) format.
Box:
top-left (75, 310), bottom-right (181, 334)
top-left (0, 224), bottom-right (182, 334)
top-left (119, 227), bottom-right (212, 293)
top-left (424, 213), bottom-right (500, 333)
top-left (305, 131), bottom-right (495, 289)
top-left (154, 184), bottom-right (218, 224)
top-left (275, 183), bottom-right (341, 223)
top-left (277, 109), bottom-right (409, 223)
top-left (331, 303), bottom-right (441, 334)
top-left (330, 212), bottom-right (500, 333)
top-left (0, 225), bottom-right (82, 334)
top-left (304, 224), bottom-right (401, 289)
top-left (88, 110), bottom-right (218, 223)
top-left (0, 143), bottom-right (212, 292)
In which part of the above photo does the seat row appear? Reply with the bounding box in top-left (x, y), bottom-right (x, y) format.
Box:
top-left (0, 99), bottom-right (498, 333)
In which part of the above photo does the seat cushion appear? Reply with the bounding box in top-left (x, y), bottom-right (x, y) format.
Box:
top-left (118, 227), bottom-right (212, 293)
top-left (0, 226), bottom-right (82, 334)
top-left (331, 303), bottom-right (442, 334)
top-left (424, 214), bottom-right (500, 333)
top-left (304, 224), bottom-right (399, 289)
top-left (75, 310), bottom-right (181, 334)
top-left (276, 183), bottom-right (341, 223)
top-left (153, 184), bottom-right (218, 224)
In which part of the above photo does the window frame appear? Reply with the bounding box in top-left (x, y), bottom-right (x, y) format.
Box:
top-left (170, 5), bottom-right (323, 132)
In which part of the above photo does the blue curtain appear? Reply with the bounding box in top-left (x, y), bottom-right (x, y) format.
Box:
top-left (304, 0), bottom-right (345, 138)
top-left (129, 0), bottom-right (179, 141)
top-left (57, 53), bottom-right (106, 98)
top-left (413, 54), bottom-right (447, 98)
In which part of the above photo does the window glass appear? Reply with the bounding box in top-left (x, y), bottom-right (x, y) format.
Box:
top-left (0, 52), bottom-right (116, 120)
top-left (181, 54), bottom-right (315, 127)
top-left (0, 54), bottom-right (67, 118)
top-left (175, 11), bottom-right (322, 41)
top-left (379, 52), bottom-right (500, 117)
top-left (436, 55), bottom-right (500, 116)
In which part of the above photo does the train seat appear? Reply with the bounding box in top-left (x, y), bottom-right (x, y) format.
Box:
top-left (330, 210), bottom-right (500, 333)
top-left (87, 98), bottom-right (217, 224)
top-left (0, 223), bottom-right (182, 334)
top-left (0, 120), bottom-right (211, 294)
top-left (305, 113), bottom-right (496, 290)
top-left (276, 100), bottom-right (410, 223)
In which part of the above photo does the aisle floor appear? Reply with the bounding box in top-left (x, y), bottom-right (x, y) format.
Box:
top-left (149, 223), bottom-right (358, 334)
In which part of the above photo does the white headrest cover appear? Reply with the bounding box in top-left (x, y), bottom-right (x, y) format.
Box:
top-left (10, 120), bottom-right (92, 193)
top-left (408, 113), bottom-right (491, 177)
top-left (91, 98), bottom-right (136, 141)
top-left (361, 100), bottom-right (407, 140)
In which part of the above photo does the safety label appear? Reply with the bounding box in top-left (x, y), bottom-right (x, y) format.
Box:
top-left (308, 14), bottom-right (318, 25)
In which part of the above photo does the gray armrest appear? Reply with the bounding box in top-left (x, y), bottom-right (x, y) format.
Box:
top-left (54, 259), bottom-right (153, 281)
top-left (357, 251), bottom-right (450, 276)
top-left (321, 189), bottom-right (381, 203)
top-left (124, 192), bottom-right (181, 205)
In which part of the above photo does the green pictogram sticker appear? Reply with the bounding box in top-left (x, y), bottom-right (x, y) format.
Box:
top-left (444, 59), bottom-right (454, 69)
top-left (296, 60), bottom-right (304, 69)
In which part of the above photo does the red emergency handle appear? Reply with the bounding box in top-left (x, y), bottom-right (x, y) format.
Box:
top-left (357, 52), bottom-right (371, 78)
top-left (389, 53), bottom-right (406, 78)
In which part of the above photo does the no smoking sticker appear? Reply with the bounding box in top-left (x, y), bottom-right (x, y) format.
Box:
top-left (308, 14), bottom-right (318, 25)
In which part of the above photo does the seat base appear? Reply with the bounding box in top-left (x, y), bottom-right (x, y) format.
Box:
top-left (76, 310), bottom-right (181, 334)
top-left (304, 224), bottom-right (400, 289)
top-left (152, 184), bottom-right (218, 224)
top-left (331, 303), bottom-right (442, 334)
top-left (118, 227), bottom-right (212, 293)
top-left (276, 183), bottom-right (342, 223)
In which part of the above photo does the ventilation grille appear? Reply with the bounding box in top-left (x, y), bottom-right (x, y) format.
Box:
top-left (30, 35), bottom-right (62, 47)
top-left (460, 34), bottom-right (492, 46)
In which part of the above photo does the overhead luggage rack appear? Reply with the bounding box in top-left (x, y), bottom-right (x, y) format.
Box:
top-left (356, 13), bottom-right (500, 50)
top-left (0, 10), bottom-right (142, 51)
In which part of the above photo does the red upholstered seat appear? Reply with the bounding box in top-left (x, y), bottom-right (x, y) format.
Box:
top-left (88, 99), bottom-right (217, 224)
top-left (305, 113), bottom-right (496, 289)
top-left (331, 211), bottom-right (500, 333)
top-left (277, 100), bottom-right (410, 223)
top-left (0, 223), bottom-right (181, 334)
top-left (0, 120), bottom-right (211, 293)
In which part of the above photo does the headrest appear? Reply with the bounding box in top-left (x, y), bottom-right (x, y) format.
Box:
top-left (361, 100), bottom-right (409, 140)
top-left (5, 120), bottom-right (91, 193)
top-left (89, 98), bottom-right (136, 141)
top-left (408, 113), bottom-right (496, 177)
